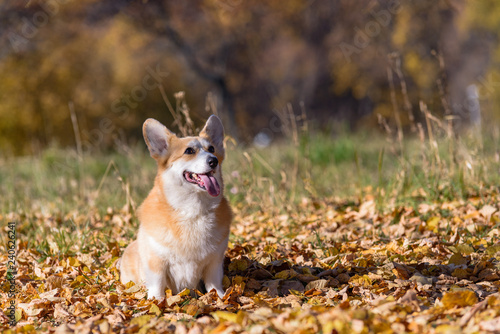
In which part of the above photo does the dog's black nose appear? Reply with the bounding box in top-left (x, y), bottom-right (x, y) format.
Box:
top-left (207, 156), bottom-right (218, 169)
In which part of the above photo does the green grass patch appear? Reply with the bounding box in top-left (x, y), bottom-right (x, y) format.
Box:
top-left (1, 126), bottom-right (499, 223)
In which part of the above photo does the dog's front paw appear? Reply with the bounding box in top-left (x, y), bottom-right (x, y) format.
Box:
top-left (206, 287), bottom-right (225, 299)
top-left (147, 287), bottom-right (166, 300)
top-left (216, 288), bottom-right (225, 299)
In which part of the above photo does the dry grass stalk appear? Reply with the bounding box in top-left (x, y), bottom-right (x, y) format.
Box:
top-left (391, 53), bottom-right (416, 132)
top-left (387, 61), bottom-right (404, 152)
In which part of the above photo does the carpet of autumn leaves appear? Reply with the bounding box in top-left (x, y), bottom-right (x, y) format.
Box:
top-left (1, 190), bottom-right (500, 333)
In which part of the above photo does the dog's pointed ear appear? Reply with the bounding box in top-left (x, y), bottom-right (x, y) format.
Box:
top-left (143, 118), bottom-right (175, 160)
top-left (200, 115), bottom-right (225, 152)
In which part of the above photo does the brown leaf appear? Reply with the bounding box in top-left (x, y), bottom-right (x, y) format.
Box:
top-left (54, 303), bottom-right (71, 320)
top-left (245, 278), bottom-right (261, 290)
top-left (46, 275), bottom-right (66, 290)
top-left (448, 253), bottom-right (467, 266)
top-left (296, 274), bottom-right (319, 283)
top-left (479, 205), bottom-right (497, 218)
top-left (228, 259), bottom-right (249, 272)
top-left (275, 269), bottom-right (298, 280)
top-left (54, 324), bottom-right (74, 334)
top-left (18, 302), bottom-right (45, 317)
top-left (71, 301), bottom-right (92, 317)
top-left (167, 294), bottom-right (182, 307)
top-left (280, 280), bottom-right (304, 295)
top-left (105, 309), bottom-right (126, 326)
top-left (262, 280), bottom-right (280, 297)
top-left (123, 284), bottom-right (142, 294)
top-left (337, 273), bottom-right (350, 284)
top-left (305, 279), bottom-right (328, 291)
top-left (458, 299), bottom-right (487, 326)
top-left (479, 318), bottom-right (500, 332)
top-left (250, 268), bottom-right (273, 279)
top-left (183, 303), bottom-right (199, 316)
top-left (478, 268), bottom-right (499, 281)
top-left (392, 266), bottom-right (410, 280)
top-left (451, 268), bottom-right (469, 279)
top-left (399, 289), bottom-right (418, 304)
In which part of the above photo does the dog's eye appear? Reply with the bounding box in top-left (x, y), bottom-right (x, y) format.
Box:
top-left (184, 147), bottom-right (195, 155)
top-left (208, 146), bottom-right (215, 153)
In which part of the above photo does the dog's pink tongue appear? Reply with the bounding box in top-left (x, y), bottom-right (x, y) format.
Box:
top-left (199, 174), bottom-right (220, 197)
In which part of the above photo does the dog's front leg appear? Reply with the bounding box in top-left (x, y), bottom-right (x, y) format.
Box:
top-left (143, 255), bottom-right (168, 300)
top-left (203, 253), bottom-right (225, 298)
top-left (203, 264), bottom-right (224, 298)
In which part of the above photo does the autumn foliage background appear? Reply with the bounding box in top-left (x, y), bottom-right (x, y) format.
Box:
top-left (1, 0), bottom-right (500, 153)
top-left (1, 0), bottom-right (500, 333)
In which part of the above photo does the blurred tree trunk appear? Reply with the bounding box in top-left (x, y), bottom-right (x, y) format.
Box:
top-left (157, 20), bottom-right (238, 138)
top-left (121, 1), bottom-right (239, 138)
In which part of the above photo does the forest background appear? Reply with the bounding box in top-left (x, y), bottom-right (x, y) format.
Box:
top-left (1, 0), bottom-right (500, 155)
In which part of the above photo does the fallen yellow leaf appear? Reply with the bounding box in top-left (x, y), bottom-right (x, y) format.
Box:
top-left (442, 290), bottom-right (478, 309)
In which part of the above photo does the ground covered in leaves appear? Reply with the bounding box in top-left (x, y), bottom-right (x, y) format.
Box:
top-left (2, 191), bottom-right (500, 333)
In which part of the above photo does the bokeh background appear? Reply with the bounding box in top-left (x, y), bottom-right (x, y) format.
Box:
top-left (1, 0), bottom-right (500, 155)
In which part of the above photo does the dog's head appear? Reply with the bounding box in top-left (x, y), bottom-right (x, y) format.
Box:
top-left (143, 116), bottom-right (225, 199)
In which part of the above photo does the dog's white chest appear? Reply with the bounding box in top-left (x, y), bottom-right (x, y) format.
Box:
top-left (168, 259), bottom-right (206, 291)
top-left (141, 213), bottom-right (225, 293)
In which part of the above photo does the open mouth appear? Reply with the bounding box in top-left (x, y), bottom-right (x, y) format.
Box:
top-left (183, 171), bottom-right (221, 197)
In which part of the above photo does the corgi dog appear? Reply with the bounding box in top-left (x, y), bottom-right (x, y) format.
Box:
top-left (119, 115), bottom-right (232, 299)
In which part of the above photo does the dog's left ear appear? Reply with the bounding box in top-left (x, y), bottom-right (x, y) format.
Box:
top-left (143, 118), bottom-right (175, 160)
top-left (200, 115), bottom-right (225, 154)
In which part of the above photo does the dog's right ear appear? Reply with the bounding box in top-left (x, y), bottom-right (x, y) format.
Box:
top-left (143, 118), bottom-right (175, 160)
